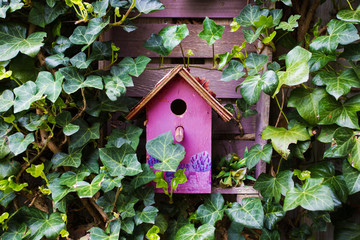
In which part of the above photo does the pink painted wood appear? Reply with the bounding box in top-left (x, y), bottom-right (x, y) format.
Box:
top-left (146, 74), bottom-right (212, 193)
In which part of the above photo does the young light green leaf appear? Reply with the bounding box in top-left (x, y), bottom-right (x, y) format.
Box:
top-left (146, 225), bottom-right (160, 240)
top-left (254, 171), bottom-right (294, 203)
top-left (262, 121), bottom-right (311, 159)
top-left (343, 160), bottom-right (360, 195)
top-left (275, 15), bottom-right (300, 31)
top-left (146, 131), bottom-right (185, 172)
top-left (51, 148), bottom-right (82, 168)
top-left (221, 60), bottom-right (245, 81)
top-left (235, 5), bottom-right (269, 27)
top-left (198, 17), bottom-right (225, 45)
top-left (159, 24), bottom-right (189, 53)
top-left (118, 56), bottom-right (151, 77)
top-left (196, 193), bottom-right (225, 226)
top-left (225, 197), bottom-right (264, 229)
top-left (0, 90), bottom-right (14, 113)
top-left (36, 71), bottom-right (64, 103)
top-left (134, 0), bottom-right (164, 14)
top-left (13, 81), bottom-right (44, 113)
top-left (8, 132), bottom-right (34, 156)
top-left (246, 144), bottom-right (272, 170)
top-left (283, 178), bottom-right (334, 211)
top-left (175, 224), bottom-right (215, 240)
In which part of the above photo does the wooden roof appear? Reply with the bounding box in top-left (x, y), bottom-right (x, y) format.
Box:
top-left (126, 65), bottom-right (233, 122)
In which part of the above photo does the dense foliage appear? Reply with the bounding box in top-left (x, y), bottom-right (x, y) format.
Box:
top-left (0, 0), bottom-right (359, 239)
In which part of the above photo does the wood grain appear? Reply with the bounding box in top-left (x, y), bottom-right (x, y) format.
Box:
top-left (104, 24), bottom-right (256, 58)
top-left (212, 186), bottom-right (259, 195)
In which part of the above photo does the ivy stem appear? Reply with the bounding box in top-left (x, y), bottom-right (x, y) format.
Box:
top-left (276, 157), bottom-right (283, 175)
top-left (179, 43), bottom-right (186, 68)
top-left (275, 95), bottom-right (289, 124)
top-left (301, 84), bottom-right (313, 90)
top-left (160, 56), bottom-right (164, 68)
top-left (212, 44), bottom-right (216, 68)
top-left (11, 77), bottom-right (22, 86)
top-left (347, 0), bottom-right (354, 10)
top-left (110, 0), bottom-right (136, 27)
top-left (111, 187), bottom-right (122, 213)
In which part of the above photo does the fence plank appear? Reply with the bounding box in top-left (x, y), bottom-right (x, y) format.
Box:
top-left (104, 24), bottom-right (255, 58)
top-left (143, 0), bottom-right (246, 18)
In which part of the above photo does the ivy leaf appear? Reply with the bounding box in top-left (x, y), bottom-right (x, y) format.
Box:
top-left (48, 178), bottom-right (72, 202)
top-left (13, 81), bottom-right (44, 113)
top-left (221, 60), bottom-right (245, 81)
top-left (55, 111), bottom-right (79, 136)
top-left (93, 0), bottom-right (109, 18)
top-left (101, 175), bottom-right (123, 192)
top-left (323, 127), bottom-right (354, 158)
top-left (89, 219), bottom-right (120, 240)
top-left (260, 70), bottom-right (279, 96)
top-left (146, 131), bottom-right (185, 172)
top-left (308, 51), bottom-right (336, 72)
top-left (0, 139), bottom-right (10, 160)
top-left (73, 173), bottom-right (105, 198)
top-left (243, 26), bottom-right (264, 44)
top-left (159, 24), bottom-right (189, 53)
top-left (131, 163), bottom-right (156, 188)
top-left (134, 206), bottom-right (159, 225)
top-left (312, 70), bottom-right (360, 100)
top-left (217, 52), bottom-right (231, 70)
top-left (135, 186), bottom-right (155, 206)
top-left (22, 207), bottom-right (65, 240)
top-left (60, 67), bottom-right (102, 93)
top-left (29, 2), bottom-right (67, 27)
top-left (262, 121), bottom-right (311, 159)
top-left (59, 171), bottom-right (90, 188)
top-left (343, 160), bottom-right (360, 194)
top-left (236, 98), bottom-right (257, 118)
top-left (121, 218), bottom-right (135, 234)
top-left (103, 75), bottom-right (126, 101)
top-left (134, 0), bottom-right (164, 14)
top-left (0, 223), bottom-right (29, 240)
top-left (0, 90), bottom-right (14, 113)
top-left (235, 5), bottom-right (269, 27)
top-left (54, 36), bottom-right (72, 53)
top-left (275, 15), bottom-right (300, 31)
top-left (51, 148), bottom-right (82, 168)
top-left (118, 56), bottom-right (151, 77)
top-left (310, 19), bottom-right (359, 52)
top-left (283, 178), bottom-right (334, 211)
top-left (89, 41), bottom-right (112, 61)
top-left (35, 71), bottom-right (64, 103)
top-left (337, 7), bottom-right (360, 23)
top-left (175, 224), bottom-right (215, 240)
top-left (0, 23), bottom-right (46, 61)
top-left (70, 52), bottom-right (92, 69)
top-left (349, 137), bottom-right (360, 171)
top-left (318, 94), bottom-right (360, 129)
top-left (263, 201), bottom-right (285, 230)
top-left (245, 53), bottom-right (268, 75)
top-left (274, 46), bottom-right (312, 96)
top-left (246, 144), bottom-right (272, 170)
top-left (106, 125), bottom-right (143, 150)
top-left (0, 119), bottom-right (11, 138)
top-left (143, 34), bottom-right (170, 56)
top-left (69, 119), bottom-right (100, 150)
top-left (288, 88), bottom-right (328, 125)
top-left (198, 17), bottom-right (225, 45)
top-left (45, 53), bottom-right (69, 69)
top-left (228, 222), bottom-right (244, 240)
top-left (260, 229), bottom-right (281, 240)
top-left (0, 158), bottom-right (20, 178)
top-left (8, 132), bottom-right (34, 156)
top-left (254, 171), bottom-right (294, 203)
top-left (226, 197), bottom-right (264, 229)
top-left (196, 193), bottom-right (225, 226)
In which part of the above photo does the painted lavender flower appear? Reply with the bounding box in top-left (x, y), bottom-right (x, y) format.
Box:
top-left (147, 154), bottom-right (161, 167)
top-left (190, 151), bottom-right (211, 172)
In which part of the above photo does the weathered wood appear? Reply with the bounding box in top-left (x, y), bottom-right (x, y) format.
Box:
top-left (104, 24), bottom-right (256, 58)
top-left (212, 186), bottom-right (258, 195)
top-left (143, 0), bottom-right (246, 18)
top-left (212, 139), bottom-right (255, 158)
top-left (212, 111), bottom-right (255, 135)
top-left (127, 64), bottom-right (242, 98)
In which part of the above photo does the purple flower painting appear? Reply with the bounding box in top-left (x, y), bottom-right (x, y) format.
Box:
top-left (190, 151), bottom-right (211, 172)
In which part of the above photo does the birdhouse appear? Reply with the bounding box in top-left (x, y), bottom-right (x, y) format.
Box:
top-left (126, 66), bottom-right (232, 193)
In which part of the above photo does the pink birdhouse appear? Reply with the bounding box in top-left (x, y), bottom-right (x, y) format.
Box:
top-left (126, 66), bottom-right (232, 193)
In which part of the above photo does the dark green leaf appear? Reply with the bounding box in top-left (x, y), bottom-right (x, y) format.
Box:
top-left (103, 75), bottom-right (126, 101)
top-left (246, 144), bottom-right (272, 169)
top-left (70, 52), bottom-right (92, 69)
top-left (0, 90), bottom-right (14, 113)
top-left (159, 24), bottom-right (189, 53)
top-left (107, 125), bottom-right (143, 150)
top-left (323, 127), bottom-right (355, 158)
top-left (340, 43), bottom-right (360, 61)
top-left (73, 173), bottom-right (105, 198)
top-left (228, 222), bottom-right (245, 240)
top-left (236, 98), bottom-right (257, 118)
top-left (89, 218), bottom-right (120, 240)
top-left (175, 224), bottom-right (215, 240)
top-left (263, 201), bottom-right (285, 230)
top-left (35, 71), bottom-right (64, 103)
top-left (318, 125), bottom-right (338, 143)
top-left (131, 163), bottom-right (155, 188)
top-left (1, 223), bottom-right (29, 240)
top-left (93, 0), bottom-right (109, 18)
top-left (334, 221), bottom-right (360, 240)
top-left (245, 53), bottom-right (268, 75)
top-left (51, 148), bottom-right (82, 168)
top-left (135, 0), bottom-right (164, 14)
top-left (99, 144), bottom-right (135, 176)
top-left (343, 160), bottom-right (360, 194)
top-left (69, 119), bottom-right (100, 150)
top-left (143, 34), bottom-right (170, 56)
top-left (48, 178), bottom-right (72, 202)
top-left (235, 5), bottom-right (268, 27)
top-left (54, 36), bottom-right (72, 53)
top-left (260, 229), bottom-right (281, 240)
top-left (134, 206), bottom-right (159, 225)
top-left (0, 158), bottom-right (20, 178)
top-left (8, 132), bottom-right (34, 156)
top-left (45, 53), bottom-right (69, 68)
top-left (196, 193), bottom-right (225, 226)
top-left (221, 60), bottom-right (245, 81)
top-left (118, 56), bottom-right (151, 77)
top-left (308, 51), bottom-right (336, 72)
top-left (135, 186), bottom-right (155, 206)
top-left (198, 17), bottom-right (225, 45)
top-left (13, 81), bottom-right (44, 113)
top-left (243, 26), bottom-right (264, 44)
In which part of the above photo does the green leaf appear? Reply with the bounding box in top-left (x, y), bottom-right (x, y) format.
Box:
top-left (254, 171), bottom-right (294, 203)
top-left (245, 53), bottom-right (268, 75)
top-left (55, 111), bottom-right (80, 136)
top-left (226, 197), bottom-right (264, 229)
top-left (89, 41), bottom-right (112, 61)
top-left (28, 2), bottom-right (67, 27)
top-left (337, 7), bottom-right (360, 23)
top-left (146, 131), bottom-right (185, 172)
top-left (0, 90), bottom-right (14, 113)
top-left (260, 229), bottom-right (281, 240)
top-left (275, 15), bottom-right (300, 31)
top-left (118, 56), bottom-right (151, 77)
top-left (51, 148), bottom-right (82, 168)
top-left (99, 144), bottom-right (133, 176)
top-left (135, 186), bottom-right (155, 206)
top-left (318, 125), bottom-right (338, 143)
top-left (260, 70), bottom-right (279, 96)
top-left (217, 52), bottom-right (231, 70)
top-left (0, 138), bottom-right (10, 160)
top-left (318, 94), bottom-right (360, 129)
top-left (274, 46), bottom-right (312, 96)
top-left (101, 175), bottom-right (123, 192)
top-left (59, 171), bottom-right (90, 188)
top-left (54, 36), bottom-right (72, 53)
top-left (13, 81), bottom-right (44, 113)
top-left (308, 51), bottom-right (336, 72)
top-left (8, 132), bottom-right (34, 156)
top-left (35, 71), bottom-right (64, 103)
top-left (89, 219), bottom-right (120, 240)
top-left (236, 98), bottom-right (257, 118)
top-left (0, 23), bottom-right (46, 61)
top-left (221, 60), bottom-right (245, 81)
top-left (70, 52), bottom-right (92, 69)
top-left (246, 144), bottom-right (272, 170)
top-left (243, 26), bottom-right (264, 44)
top-left (73, 173), bottom-right (105, 198)
top-left (45, 53), bottom-right (69, 68)
top-left (283, 178), bottom-right (334, 211)
top-left (135, 0), bottom-right (164, 14)
top-left (334, 221), bottom-right (360, 240)
top-left (1, 223), bottom-right (29, 240)
top-left (262, 121), bottom-right (311, 159)
top-left (93, 0), bottom-right (109, 18)
top-left (143, 34), bottom-right (170, 56)
top-left (348, 137), bottom-right (360, 171)
top-left (0, 158), bottom-right (20, 179)
top-left (313, 70), bottom-right (360, 100)
top-left (103, 75), bottom-right (126, 101)
top-left (196, 193), bottom-right (225, 226)
top-left (198, 17), bottom-right (225, 45)
top-left (158, 24), bottom-right (189, 53)
top-left (22, 207), bottom-right (65, 240)
top-left (107, 125), bottom-right (143, 150)
top-left (59, 67), bottom-right (101, 93)
top-left (288, 88), bottom-right (328, 125)
top-left (131, 164), bottom-right (155, 188)
top-left (69, 119), bottom-right (100, 150)
top-left (340, 43), bottom-right (360, 61)
top-left (323, 127), bottom-right (354, 158)
top-left (343, 159), bottom-right (360, 194)
top-left (263, 201), bottom-right (285, 230)
top-left (48, 178), bottom-right (71, 202)
top-left (121, 218), bottom-right (134, 234)
top-left (135, 206), bottom-right (159, 225)
top-left (147, 225), bottom-right (160, 240)
top-left (175, 224), bottom-right (215, 240)
top-left (235, 5), bottom-right (269, 27)
top-left (310, 19), bottom-right (359, 52)
top-left (228, 222), bottom-right (244, 240)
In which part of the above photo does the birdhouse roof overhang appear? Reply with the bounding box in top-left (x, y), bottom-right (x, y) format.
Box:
top-left (126, 66), bottom-right (233, 122)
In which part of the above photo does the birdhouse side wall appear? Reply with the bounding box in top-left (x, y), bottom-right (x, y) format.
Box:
top-left (146, 75), bottom-right (212, 193)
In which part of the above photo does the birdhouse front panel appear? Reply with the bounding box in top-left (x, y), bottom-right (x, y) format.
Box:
top-left (146, 74), bottom-right (212, 193)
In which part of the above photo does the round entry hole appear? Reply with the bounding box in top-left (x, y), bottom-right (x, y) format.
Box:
top-left (171, 99), bottom-right (187, 115)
